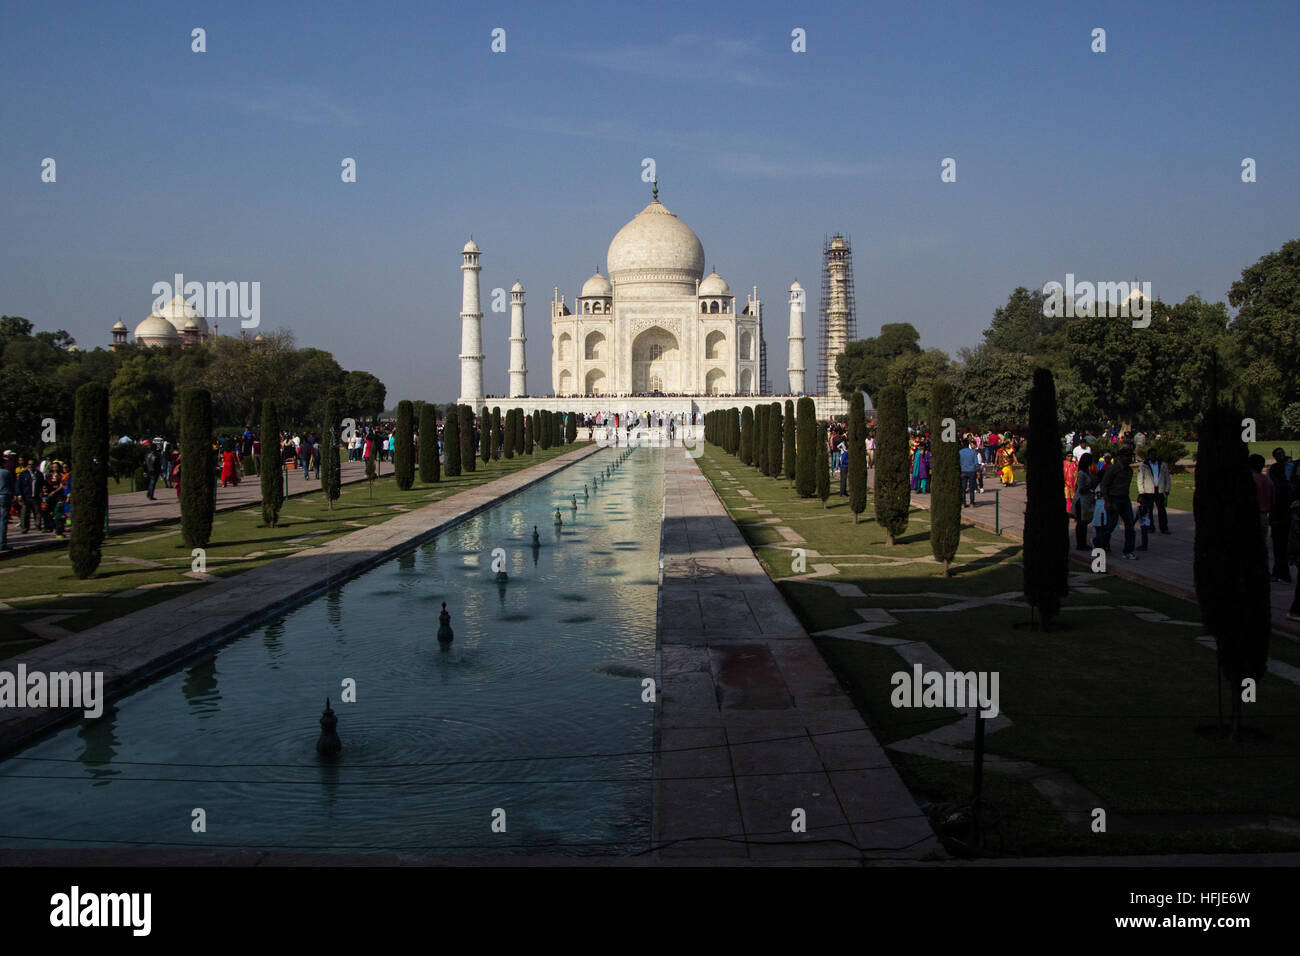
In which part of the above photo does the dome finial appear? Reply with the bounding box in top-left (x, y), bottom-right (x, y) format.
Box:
top-left (652, 177), bottom-right (658, 202)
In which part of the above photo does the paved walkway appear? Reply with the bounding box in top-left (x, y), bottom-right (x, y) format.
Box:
top-left (653, 452), bottom-right (939, 861)
top-left (0, 446), bottom-right (600, 755)
top-left (2, 460), bottom-right (374, 557)
top-left (905, 477), bottom-right (1300, 640)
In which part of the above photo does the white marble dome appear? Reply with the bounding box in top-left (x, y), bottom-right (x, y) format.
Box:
top-left (580, 270), bottom-right (612, 298)
top-left (511, 280), bottom-right (525, 293)
top-left (155, 294), bottom-right (209, 336)
top-left (134, 313), bottom-right (181, 346)
top-left (606, 200), bottom-right (705, 292)
top-left (699, 271), bottom-right (730, 296)
top-left (463, 237), bottom-right (480, 254)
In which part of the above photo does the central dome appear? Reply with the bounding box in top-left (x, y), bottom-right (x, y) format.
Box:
top-left (606, 200), bottom-right (705, 292)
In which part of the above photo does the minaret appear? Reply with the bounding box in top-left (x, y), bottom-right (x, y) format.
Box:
top-left (457, 237), bottom-right (485, 408)
top-left (819, 234), bottom-right (855, 397)
top-left (508, 280), bottom-right (527, 398)
top-left (787, 280), bottom-right (806, 395)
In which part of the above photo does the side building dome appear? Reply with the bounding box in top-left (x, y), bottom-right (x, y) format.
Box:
top-left (699, 270), bottom-right (730, 296)
top-left (581, 269), bottom-right (612, 298)
top-left (134, 313), bottom-right (181, 347)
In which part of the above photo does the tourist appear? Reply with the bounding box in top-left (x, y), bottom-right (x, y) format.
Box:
top-left (1098, 447), bottom-right (1137, 559)
top-left (838, 445), bottom-right (849, 496)
top-left (0, 453), bottom-right (15, 551)
top-left (959, 439), bottom-right (979, 507)
top-left (1137, 447), bottom-right (1172, 534)
top-left (1073, 452), bottom-right (1095, 550)
top-left (1250, 454), bottom-right (1272, 546)
top-left (143, 443), bottom-right (161, 499)
top-left (18, 458), bottom-right (43, 532)
top-left (220, 442), bottom-right (241, 488)
top-left (996, 441), bottom-right (1016, 486)
top-left (1063, 451), bottom-right (1078, 515)
top-left (1269, 449), bottom-right (1293, 583)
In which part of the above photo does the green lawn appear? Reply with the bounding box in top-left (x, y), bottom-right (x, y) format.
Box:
top-left (698, 444), bottom-right (1300, 857)
top-left (0, 445), bottom-right (579, 655)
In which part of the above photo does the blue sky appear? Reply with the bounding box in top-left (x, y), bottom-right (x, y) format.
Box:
top-left (3, 0), bottom-right (1297, 404)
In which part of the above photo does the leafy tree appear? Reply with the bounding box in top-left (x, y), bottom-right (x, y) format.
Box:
top-left (836, 323), bottom-right (921, 401)
top-left (796, 397), bottom-right (816, 497)
top-left (342, 370), bottom-right (387, 423)
top-left (321, 397), bottom-right (342, 507)
top-left (1023, 368), bottom-right (1069, 627)
top-left (444, 406), bottom-right (462, 477)
top-left (459, 405), bottom-right (475, 472)
top-left (1228, 238), bottom-right (1300, 424)
top-left (1194, 402), bottom-right (1271, 737)
top-left (108, 354), bottom-right (174, 437)
top-left (928, 380), bottom-right (962, 575)
top-left (767, 402), bottom-right (783, 480)
top-left (874, 385), bottom-right (910, 545)
top-left (178, 387), bottom-right (215, 548)
top-left (740, 406), bottom-right (754, 465)
top-left (260, 400), bottom-right (284, 526)
top-left (0, 367), bottom-right (49, 454)
top-left (816, 422), bottom-right (830, 508)
top-left (69, 383), bottom-right (109, 578)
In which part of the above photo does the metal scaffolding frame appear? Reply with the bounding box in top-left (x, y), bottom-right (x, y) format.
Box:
top-left (817, 233), bottom-right (857, 397)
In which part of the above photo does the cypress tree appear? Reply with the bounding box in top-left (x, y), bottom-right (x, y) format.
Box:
top-left (502, 409), bottom-right (515, 460)
top-left (480, 406), bottom-right (491, 464)
top-left (179, 387), bottom-right (215, 549)
top-left (419, 403), bottom-right (440, 481)
top-left (740, 406), bottom-right (754, 465)
top-left (490, 407), bottom-right (502, 461)
top-left (515, 408), bottom-right (525, 455)
top-left (260, 399), bottom-right (283, 526)
top-left (566, 411), bottom-right (577, 444)
top-left (796, 398), bottom-right (817, 497)
top-left (444, 407), bottom-right (461, 477)
top-left (1195, 402), bottom-right (1270, 735)
top-left (848, 391), bottom-right (867, 524)
top-left (874, 385), bottom-right (910, 545)
top-left (929, 380), bottom-right (961, 575)
top-left (69, 382), bottom-right (109, 578)
top-left (394, 400), bottom-right (415, 490)
top-left (1023, 368), bottom-right (1069, 628)
top-left (553, 411), bottom-right (563, 447)
top-left (768, 402), bottom-right (783, 480)
top-left (730, 407), bottom-right (739, 456)
top-left (525, 413), bottom-right (535, 454)
top-left (816, 422), bottom-right (830, 508)
top-left (322, 396), bottom-right (342, 508)
top-left (459, 404), bottom-right (475, 472)
top-left (784, 399), bottom-right (797, 487)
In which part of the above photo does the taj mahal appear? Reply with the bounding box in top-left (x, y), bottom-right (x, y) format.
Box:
top-left (456, 185), bottom-right (849, 419)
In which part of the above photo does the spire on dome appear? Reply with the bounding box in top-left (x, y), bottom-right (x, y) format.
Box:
top-left (652, 178), bottom-right (658, 202)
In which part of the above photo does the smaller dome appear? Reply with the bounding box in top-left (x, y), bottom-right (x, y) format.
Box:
top-left (581, 270), bottom-right (612, 298)
top-left (135, 314), bottom-right (181, 345)
top-left (511, 280), bottom-right (524, 293)
top-left (462, 237), bottom-right (479, 253)
top-left (112, 320), bottom-right (128, 331)
top-left (789, 280), bottom-right (803, 292)
top-left (183, 318), bottom-right (200, 331)
top-left (699, 271), bottom-right (730, 296)
top-left (253, 332), bottom-right (264, 342)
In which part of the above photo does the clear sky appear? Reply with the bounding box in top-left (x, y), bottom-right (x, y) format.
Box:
top-left (3, 0), bottom-right (1297, 404)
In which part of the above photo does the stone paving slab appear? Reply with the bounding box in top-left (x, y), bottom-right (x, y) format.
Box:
top-left (653, 452), bottom-right (940, 861)
top-left (0, 445), bottom-right (603, 756)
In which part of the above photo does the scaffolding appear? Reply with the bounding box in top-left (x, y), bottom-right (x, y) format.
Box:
top-left (817, 233), bottom-right (857, 397)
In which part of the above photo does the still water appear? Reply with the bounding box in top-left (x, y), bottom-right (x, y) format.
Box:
top-left (0, 445), bottom-right (662, 856)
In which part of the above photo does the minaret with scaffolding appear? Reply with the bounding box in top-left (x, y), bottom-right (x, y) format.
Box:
top-left (818, 234), bottom-right (856, 397)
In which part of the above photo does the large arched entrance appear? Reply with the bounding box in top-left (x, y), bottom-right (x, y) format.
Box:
top-left (631, 326), bottom-right (679, 394)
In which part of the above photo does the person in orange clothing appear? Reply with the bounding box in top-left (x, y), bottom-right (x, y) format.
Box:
top-left (996, 442), bottom-right (1016, 486)
top-left (220, 443), bottom-right (240, 488)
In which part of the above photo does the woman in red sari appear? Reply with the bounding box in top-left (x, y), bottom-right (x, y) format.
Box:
top-left (221, 446), bottom-right (240, 487)
top-left (1063, 454), bottom-right (1078, 515)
